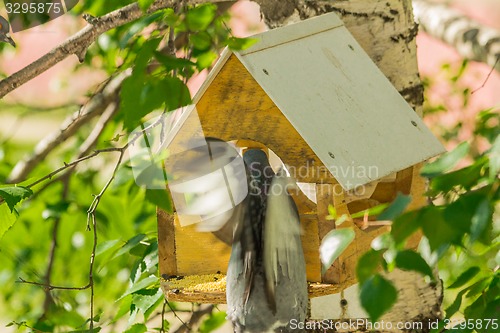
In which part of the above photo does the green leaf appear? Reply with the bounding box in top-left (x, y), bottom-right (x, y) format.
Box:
top-left (356, 250), bottom-right (383, 284)
top-left (119, 275), bottom-right (159, 300)
top-left (421, 142), bottom-right (470, 177)
top-left (114, 295), bottom-right (133, 321)
top-left (132, 288), bottom-right (163, 320)
top-left (428, 159), bottom-right (486, 195)
top-left (42, 201), bottom-right (70, 220)
top-left (463, 294), bottom-right (500, 333)
top-left (68, 328), bottom-right (101, 333)
top-left (138, 0), bottom-right (155, 12)
top-left (0, 203), bottom-right (18, 240)
top-left (487, 132), bottom-right (500, 180)
top-left (464, 277), bottom-right (491, 299)
top-left (186, 4), bottom-right (217, 31)
top-left (445, 289), bottom-right (467, 318)
top-left (121, 75), bottom-right (191, 131)
top-left (96, 239), bottom-right (121, 256)
top-left (199, 311), bottom-right (227, 333)
top-left (360, 274), bottom-right (398, 322)
top-left (448, 266), bottom-right (481, 289)
top-left (145, 189), bottom-right (172, 213)
top-left (390, 210), bottom-right (422, 245)
top-left (190, 31), bottom-right (212, 51)
top-left (154, 52), bottom-right (196, 71)
top-left (444, 191), bottom-right (486, 234)
top-left (124, 323), bottom-right (147, 333)
top-left (319, 228), bottom-right (355, 273)
top-left (421, 207), bottom-right (462, 251)
top-left (394, 250), bottom-right (434, 278)
top-left (378, 193), bottom-right (411, 221)
top-left (227, 37), bottom-right (258, 51)
top-left (113, 234), bottom-right (147, 259)
top-left (371, 233), bottom-right (394, 251)
top-left (351, 203), bottom-right (389, 219)
top-left (0, 185), bottom-right (33, 212)
top-left (470, 199), bottom-right (491, 243)
top-left (196, 51), bottom-right (218, 69)
top-left (136, 162), bottom-right (167, 188)
top-left (143, 290), bottom-right (164, 320)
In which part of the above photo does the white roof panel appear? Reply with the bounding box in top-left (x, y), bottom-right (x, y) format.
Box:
top-left (235, 12), bottom-right (445, 190)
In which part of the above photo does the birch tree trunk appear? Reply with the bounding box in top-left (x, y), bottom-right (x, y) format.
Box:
top-left (251, 1), bottom-right (443, 331)
top-left (413, 0), bottom-right (500, 73)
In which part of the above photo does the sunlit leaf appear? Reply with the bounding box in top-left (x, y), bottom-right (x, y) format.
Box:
top-left (445, 289), bottom-right (466, 318)
top-left (470, 199), bottom-right (491, 243)
top-left (421, 207), bottom-right (462, 251)
top-left (0, 185), bottom-right (33, 212)
top-left (351, 203), bottom-right (389, 219)
top-left (199, 311), bottom-right (227, 333)
top-left (488, 134), bottom-right (500, 181)
top-left (119, 275), bottom-right (159, 300)
top-left (154, 52), bottom-right (196, 71)
top-left (42, 201), bottom-right (70, 220)
top-left (319, 228), bottom-right (355, 273)
top-left (196, 51), bottom-right (218, 69)
top-left (68, 328), bottom-right (101, 333)
top-left (132, 288), bottom-right (163, 320)
top-left (227, 37), bottom-right (257, 51)
top-left (186, 4), bottom-right (217, 31)
top-left (113, 234), bottom-right (147, 259)
top-left (0, 204), bottom-right (18, 240)
top-left (138, 0), bottom-right (155, 12)
top-left (447, 266), bottom-right (481, 289)
top-left (124, 323), bottom-right (147, 333)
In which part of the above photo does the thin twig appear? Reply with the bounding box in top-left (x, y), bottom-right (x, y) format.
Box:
top-left (25, 147), bottom-right (122, 189)
top-left (17, 277), bottom-right (90, 291)
top-left (160, 299), bottom-right (168, 333)
top-left (472, 56), bottom-right (500, 94)
top-left (167, 300), bottom-right (190, 331)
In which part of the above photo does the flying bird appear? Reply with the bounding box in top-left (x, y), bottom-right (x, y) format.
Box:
top-left (226, 148), bottom-right (308, 333)
top-left (0, 16), bottom-right (16, 47)
top-left (167, 139), bottom-right (308, 332)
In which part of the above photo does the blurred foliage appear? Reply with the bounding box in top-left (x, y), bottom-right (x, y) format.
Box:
top-left (0, 1), bottom-right (249, 331)
top-left (352, 61), bottom-right (499, 328)
top-left (0, 1), bottom-right (498, 332)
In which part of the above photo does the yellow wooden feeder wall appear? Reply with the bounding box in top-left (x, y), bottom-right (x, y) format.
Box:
top-left (157, 12), bottom-right (445, 304)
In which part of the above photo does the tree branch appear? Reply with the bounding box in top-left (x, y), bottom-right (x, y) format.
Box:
top-left (0, 0), bottom-right (231, 99)
top-left (413, 0), bottom-right (500, 73)
top-left (6, 71), bottom-right (128, 184)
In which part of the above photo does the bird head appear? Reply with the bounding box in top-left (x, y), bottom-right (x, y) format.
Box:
top-left (0, 16), bottom-right (16, 47)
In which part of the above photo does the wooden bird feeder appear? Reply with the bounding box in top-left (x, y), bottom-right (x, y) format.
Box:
top-left (157, 12), bottom-right (445, 304)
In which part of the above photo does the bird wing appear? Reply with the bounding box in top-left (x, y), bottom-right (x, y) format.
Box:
top-left (166, 137), bottom-right (248, 243)
top-left (263, 168), bottom-right (303, 312)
